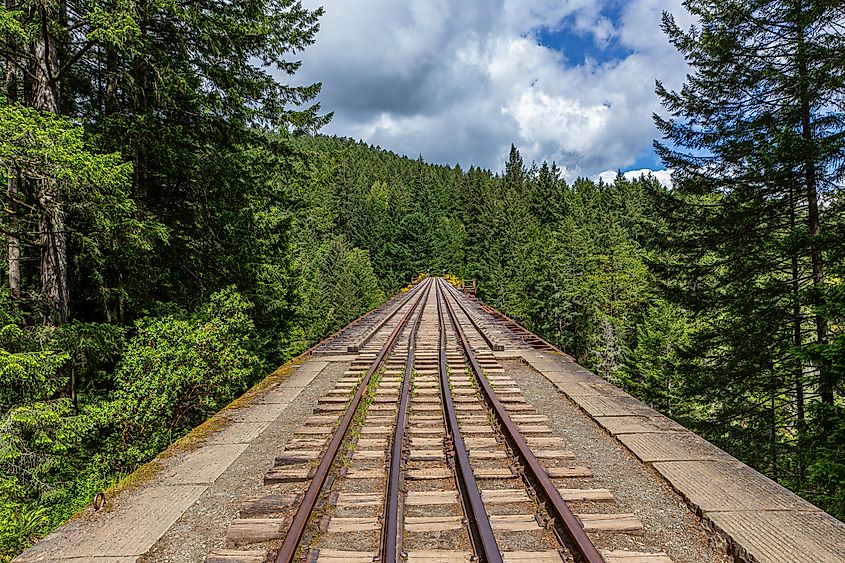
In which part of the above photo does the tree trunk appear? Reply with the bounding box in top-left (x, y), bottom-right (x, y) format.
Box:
top-left (38, 189), bottom-right (69, 325)
top-left (796, 18), bottom-right (830, 404)
top-left (105, 46), bottom-right (119, 115)
top-left (6, 19), bottom-right (21, 303)
top-left (33, 10), bottom-right (58, 114)
top-left (132, 24), bottom-right (149, 221)
top-left (6, 171), bottom-right (20, 302)
top-left (789, 184), bottom-right (806, 485)
top-left (770, 391), bottom-right (777, 480)
top-left (33, 3), bottom-right (69, 326)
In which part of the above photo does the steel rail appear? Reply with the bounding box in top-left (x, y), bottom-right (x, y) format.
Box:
top-left (435, 281), bottom-right (503, 563)
top-left (381, 278), bottom-right (432, 562)
top-left (475, 300), bottom-right (557, 352)
top-left (274, 277), bottom-right (432, 563)
top-left (440, 281), bottom-right (503, 351)
top-left (437, 278), bottom-right (605, 563)
top-left (347, 278), bottom-right (426, 353)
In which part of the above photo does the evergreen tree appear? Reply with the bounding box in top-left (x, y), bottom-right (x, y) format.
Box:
top-left (655, 0), bottom-right (845, 486)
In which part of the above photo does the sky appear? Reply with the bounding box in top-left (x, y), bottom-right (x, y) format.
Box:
top-left (291, 0), bottom-right (694, 183)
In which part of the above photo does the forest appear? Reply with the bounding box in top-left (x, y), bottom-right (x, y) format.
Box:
top-left (1, 0), bottom-right (844, 559)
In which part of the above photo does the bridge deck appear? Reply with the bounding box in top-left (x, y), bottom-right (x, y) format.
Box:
top-left (14, 280), bottom-right (845, 563)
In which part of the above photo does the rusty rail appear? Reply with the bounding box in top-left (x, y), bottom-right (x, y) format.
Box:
top-left (381, 279), bottom-right (431, 562)
top-left (475, 300), bottom-right (556, 352)
top-left (440, 281), bottom-right (503, 351)
top-left (346, 278), bottom-right (424, 353)
top-left (437, 278), bottom-right (605, 563)
top-left (274, 278), bottom-right (431, 563)
top-left (435, 281), bottom-right (503, 563)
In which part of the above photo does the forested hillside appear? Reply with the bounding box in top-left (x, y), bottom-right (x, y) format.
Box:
top-left (277, 133), bottom-right (845, 525)
top-left (282, 129), bottom-right (844, 529)
top-left (1, 0), bottom-right (844, 559)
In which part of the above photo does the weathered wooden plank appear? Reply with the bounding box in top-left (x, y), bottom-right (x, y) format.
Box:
top-left (600, 551), bottom-right (673, 563)
top-left (463, 437), bottom-right (497, 448)
top-left (473, 467), bottom-right (515, 479)
top-left (325, 517), bottom-right (379, 533)
top-left (491, 387), bottom-right (522, 394)
top-left (367, 404), bottom-right (397, 412)
top-left (334, 492), bottom-right (381, 508)
top-left (264, 466), bottom-right (315, 484)
top-left (407, 468), bottom-right (454, 480)
top-left (306, 416), bottom-right (339, 425)
top-left (453, 403), bottom-right (484, 411)
top-left (283, 439), bottom-right (326, 450)
top-left (350, 449), bottom-right (385, 460)
top-left (409, 426), bottom-right (445, 435)
top-left (355, 437), bottom-right (388, 449)
top-left (548, 466), bottom-right (593, 478)
top-left (359, 425), bottom-right (392, 435)
top-left (511, 415), bottom-right (549, 423)
top-left (469, 450), bottom-right (508, 459)
top-left (557, 488), bottom-right (614, 501)
top-left (413, 396), bottom-right (442, 403)
top-left (459, 425), bottom-right (496, 434)
top-left (363, 416), bottom-right (394, 425)
top-left (453, 395), bottom-right (480, 403)
top-left (576, 513), bottom-right (643, 532)
top-left (490, 514), bottom-right (542, 531)
top-left (238, 494), bottom-right (298, 517)
top-left (502, 552), bottom-right (563, 562)
top-left (533, 450), bottom-right (575, 460)
top-left (295, 426), bottom-right (333, 435)
top-left (318, 396), bottom-right (349, 404)
top-left (405, 551), bottom-right (472, 562)
top-left (412, 404), bottom-right (443, 412)
top-left (227, 518), bottom-right (289, 543)
top-left (527, 437), bottom-right (565, 447)
top-left (498, 395), bottom-right (527, 404)
top-left (373, 395), bottom-right (398, 403)
top-left (515, 425), bottom-right (552, 434)
top-left (312, 549), bottom-right (375, 563)
top-left (405, 490), bottom-right (460, 506)
top-left (503, 403), bottom-right (535, 412)
top-left (274, 450), bottom-right (321, 464)
top-left (410, 437), bottom-right (443, 447)
top-left (481, 489), bottom-right (531, 504)
top-left (404, 516), bottom-right (464, 532)
top-left (205, 549), bottom-right (267, 563)
top-left (314, 403), bottom-right (346, 413)
top-left (344, 467), bottom-right (383, 479)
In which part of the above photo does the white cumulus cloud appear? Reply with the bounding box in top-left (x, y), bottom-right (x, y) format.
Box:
top-left (291, 0), bottom-right (692, 178)
top-left (596, 168), bottom-right (674, 189)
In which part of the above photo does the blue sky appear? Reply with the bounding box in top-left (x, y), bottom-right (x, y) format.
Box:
top-left (534, 2), bottom-right (631, 66)
top-left (292, 0), bottom-right (691, 183)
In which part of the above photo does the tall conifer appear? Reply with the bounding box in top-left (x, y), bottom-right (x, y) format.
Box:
top-left (654, 0), bottom-right (845, 481)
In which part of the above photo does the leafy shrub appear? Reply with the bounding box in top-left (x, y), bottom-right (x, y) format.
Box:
top-left (113, 287), bottom-right (264, 461)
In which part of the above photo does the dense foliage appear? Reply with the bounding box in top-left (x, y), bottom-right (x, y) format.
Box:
top-left (0, 0), bottom-right (374, 558)
top-left (653, 0), bottom-right (845, 516)
top-left (1, 0), bottom-right (844, 559)
top-left (286, 120), bottom-right (844, 519)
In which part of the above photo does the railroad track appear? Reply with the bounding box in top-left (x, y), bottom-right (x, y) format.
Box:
top-left (206, 277), bottom-right (672, 563)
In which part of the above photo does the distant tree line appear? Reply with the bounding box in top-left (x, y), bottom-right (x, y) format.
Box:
top-left (289, 117), bottom-right (844, 521)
